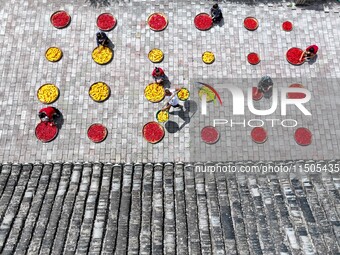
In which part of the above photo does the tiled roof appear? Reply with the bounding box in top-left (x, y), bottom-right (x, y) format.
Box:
top-left (0, 162), bottom-right (339, 254)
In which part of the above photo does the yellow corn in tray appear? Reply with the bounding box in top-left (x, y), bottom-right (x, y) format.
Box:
top-left (92, 46), bottom-right (113, 65)
top-left (144, 83), bottom-right (165, 103)
top-left (89, 82), bottom-right (110, 102)
top-left (148, 48), bottom-right (164, 63)
top-left (37, 84), bottom-right (59, 104)
top-left (178, 88), bottom-right (190, 101)
top-left (157, 110), bottom-right (169, 123)
top-left (202, 51), bottom-right (215, 64)
top-left (45, 47), bottom-right (62, 62)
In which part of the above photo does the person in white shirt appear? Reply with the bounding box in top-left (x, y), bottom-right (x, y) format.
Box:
top-left (162, 88), bottom-right (184, 111)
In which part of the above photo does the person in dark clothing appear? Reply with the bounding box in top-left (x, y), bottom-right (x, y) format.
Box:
top-left (257, 76), bottom-right (273, 98)
top-left (210, 4), bottom-right (223, 24)
top-left (96, 31), bottom-right (109, 47)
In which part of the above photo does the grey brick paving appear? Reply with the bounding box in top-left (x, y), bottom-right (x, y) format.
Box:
top-left (0, 162), bottom-right (339, 254)
top-left (0, 0), bottom-right (339, 163)
top-left (0, 0), bottom-right (340, 254)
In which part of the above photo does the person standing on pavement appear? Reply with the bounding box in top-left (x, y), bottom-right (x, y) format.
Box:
top-left (162, 88), bottom-right (184, 112)
top-left (210, 4), bottom-right (223, 24)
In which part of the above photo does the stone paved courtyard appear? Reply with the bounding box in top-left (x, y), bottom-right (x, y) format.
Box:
top-left (1, 0), bottom-right (340, 253)
top-left (0, 0), bottom-right (340, 163)
top-left (0, 162), bottom-right (339, 254)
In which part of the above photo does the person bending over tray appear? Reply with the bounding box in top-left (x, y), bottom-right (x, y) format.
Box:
top-left (299, 45), bottom-right (318, 62)
top-left (38, 107), bottom-right (60, 126)
top-left (257, 75), bottom-right (273, 98)
top-left (210, 4), bottom-right (223, 24)
top-left (96, 31), bottom-right (109, 47)
top-left (162, 88), bottom-right (184, 112)
top-left (152, 67), bottom-right (166, 84)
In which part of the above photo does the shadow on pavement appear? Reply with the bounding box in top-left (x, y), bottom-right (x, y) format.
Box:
top-left (107, 39), bottom-right (115, 51)
top-left (307, 54), bottom-right (318, 65)
top-left (54, 109), bottom-right (64, 130)
top-left (165, 100), bottom-right (198, 133)
top-left (165, 121), bottom-right (180, 133)
top-left (184, 100), bottom-right (198, 114)
top-left (216, 18), bottom-right (225, 28)
top-left (162, 76), bottom-right (171, 89)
